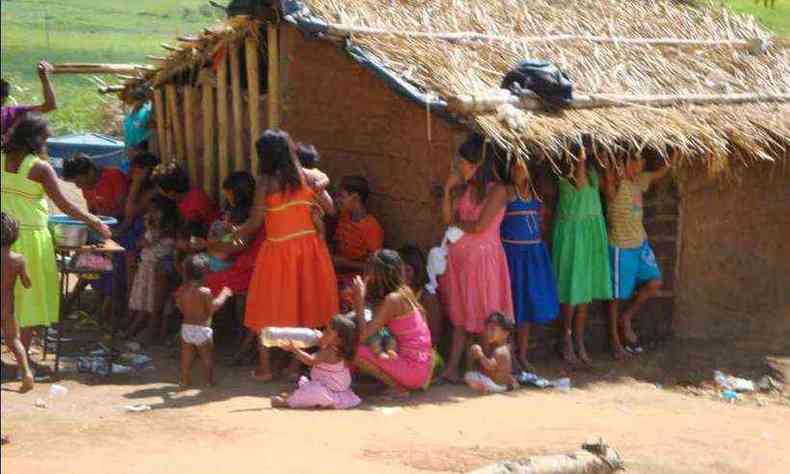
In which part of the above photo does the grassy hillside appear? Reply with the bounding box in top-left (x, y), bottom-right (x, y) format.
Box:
top-left (1, 0), bottom-right (222, 134)
top-left (722, 1), bottom-right (790, 36)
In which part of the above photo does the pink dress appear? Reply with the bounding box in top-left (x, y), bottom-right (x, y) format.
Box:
top-left (287, 361), bottom-right (361, 409)
top-left (356, 309), bottom-right (433, 390)
top-left (440, 187), bottom-right (514, 333)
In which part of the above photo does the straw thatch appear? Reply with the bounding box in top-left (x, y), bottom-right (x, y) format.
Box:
top-left (123, 0), bottom-right (789, 170)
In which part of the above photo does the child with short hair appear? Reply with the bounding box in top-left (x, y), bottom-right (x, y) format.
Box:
top-left (271, 314), bottom-right (361, 409)
top-left (1, 212), bottom-right (34, 393)
top-left (465, 312), bottom-right (518, 393)
top-left (176, 254), bottom-right (233, 387)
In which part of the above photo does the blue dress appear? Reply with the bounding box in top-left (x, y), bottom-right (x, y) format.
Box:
top-left (500, 197), bottom-right (560, 326)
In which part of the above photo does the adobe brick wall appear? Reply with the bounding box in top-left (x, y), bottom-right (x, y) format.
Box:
top-left (675, 160), bottom-right (790, 353)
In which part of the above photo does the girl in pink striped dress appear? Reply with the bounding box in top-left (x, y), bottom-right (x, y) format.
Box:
top-left (271, 314), bottom-right (361, 410)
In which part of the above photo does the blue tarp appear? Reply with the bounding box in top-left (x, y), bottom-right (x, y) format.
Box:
top-left (47, 133), bottom-right (129, 176)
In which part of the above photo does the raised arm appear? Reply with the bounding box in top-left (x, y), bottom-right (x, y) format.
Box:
top-left (572, 146), bottom-right (589, 190)
top-left (210, 287), bottom-right (233, 315)
top-left (29, 161), bottom-right (111, 239)
top-left (31, 61), bottom-right (56, 114)
top-left (352, 276), bottom-right (402, 342)
top-left (442, 172), bottom-right (462, 225)
top-left (650, 148), bottom-right (679, 182)
top-left (304, 169), bottom-right (335, 216)
top-left (454, 184), bottom-right (508, 234)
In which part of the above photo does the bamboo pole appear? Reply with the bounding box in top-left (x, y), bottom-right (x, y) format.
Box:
top-left (97, 85), bottom-right (125, 94)
top-left (183, 85), bottom-right (198, 185)
top-left (230, 43), bottom-right (245, 171)
top-left (52, 63), bottom-right (144, 75)
top-left (165, 84), bottom-right (185, 162)
top-left (447, 89), bottom-right (790, 114)
top-left (201, 72), bottom-right (217, 198)
top-left (245, 36), bottom-right (262, 173)
top-left (267, 23), bottom-right (280, 129)
top-left (217, 51), bottom-right (231, 191)
top-left (153, 89), bottom-right (168, 160)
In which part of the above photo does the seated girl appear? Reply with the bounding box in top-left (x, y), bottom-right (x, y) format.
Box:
top-left (126, 195), bottom-right (180, 342)
top-left (271, 314), bottom-right (361, 409)
top-left (352, 250), bottom-right (433, 398)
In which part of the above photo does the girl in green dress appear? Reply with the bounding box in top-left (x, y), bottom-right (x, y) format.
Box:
top-left (1, 113), bottom-right (111, 366)
top-left (552, 145), bottom-right (612, 365)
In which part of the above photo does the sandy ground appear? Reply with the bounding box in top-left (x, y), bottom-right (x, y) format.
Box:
top-left (2, 339), bottom-right (788, 474)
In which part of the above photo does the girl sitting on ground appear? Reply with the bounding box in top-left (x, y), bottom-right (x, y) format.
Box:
top-left (271, 314), bottom-right (361, 409)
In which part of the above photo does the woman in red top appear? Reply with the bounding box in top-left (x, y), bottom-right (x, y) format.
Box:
top-left (151, 162), bottom-right (219, 228)
top-left (62, 154), bottom-right (128, 219)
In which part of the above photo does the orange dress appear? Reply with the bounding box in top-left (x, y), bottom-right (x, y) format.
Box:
top-left (244, 185), bottom-right (339, 331)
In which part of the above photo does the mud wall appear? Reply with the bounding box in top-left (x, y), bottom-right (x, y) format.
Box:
top-left (675, 161), bottom-right (790, 352)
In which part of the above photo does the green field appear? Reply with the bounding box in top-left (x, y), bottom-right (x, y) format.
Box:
top-left (723, 0), bottom-right (790, 35)
top-left (1, 0), bottom-right (221, 134)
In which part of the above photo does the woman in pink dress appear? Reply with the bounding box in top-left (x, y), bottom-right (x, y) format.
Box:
top-left (352, 250), bottom-right (433, 397)
top-left (439, 135), bottom-right (513, 384)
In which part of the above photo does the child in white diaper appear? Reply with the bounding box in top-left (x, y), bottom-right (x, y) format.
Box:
top-left (175, 254), bottom-right (233, 387)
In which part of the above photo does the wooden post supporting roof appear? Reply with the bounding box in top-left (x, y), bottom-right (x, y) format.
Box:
top-left (201, 72), bottom-right (217, 198)
top-left (217, 51), bottom-right (231, 194)
top-left (230, 43), bottom-right (245, 171)
top-left (165, 84), bottom-right (185, 162)
top-left (245, 35), bottom-right (262, 174)
top-left (183, 85), bottom-right (198, 185)
top-left (267, 23), bottom-right (280, 129)
top-left (153, 89), bottom-right (168, 160)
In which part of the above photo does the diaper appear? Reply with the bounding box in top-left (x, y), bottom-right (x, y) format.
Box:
top-left (181, 324), bottom-right (213, 346)
top-left (464, 371), bottom-right (508, 393)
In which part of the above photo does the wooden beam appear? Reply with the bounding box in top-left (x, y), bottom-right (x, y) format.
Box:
top-left (201, 72), bottom-right (217, 198)
top-left (245, 36), bottom-right (262, 173)
top-left (217, 51), bottom-right (230, 191)
top-left (97, 85), bottom-right (125, 94)
top-left (178, 35), bottom-right (201, 43)
top-left (266, 23), bottom-right (280, 128)
top-left (146, 55), bottom-right (168, 62)
top-left (52, 63), bottom-right (143, 75)
top-left (153, 89), bottom-right (169, 160)
top-left (165, 84), bottom-right (185, 162)
top-left (161, 43), bottom-right (182, 52)
top-left (183, 85), bottom-right (199, 186)
top-left (230, 43), bottom-right (245, 171)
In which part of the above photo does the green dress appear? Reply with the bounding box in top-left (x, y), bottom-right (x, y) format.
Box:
top-left (551, 168), bottom-right (612, 305)
top-left (1, 154), bottom-right (59, 327)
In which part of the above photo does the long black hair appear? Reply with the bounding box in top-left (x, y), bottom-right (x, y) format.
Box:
top-left (256, 129), bottom-right (303, 195)
top-left (330, 314), bottom-right (358, 362)
top-left (1, 112), bottom-right (50, 155)
top-left (222, 171), bottom-right (255, 224)
top-left (365, 249), bottom-right (423, 316)
top-left (457, 133), bottom-right (507, 203)
top-left (398, 244), bottom-right (428, 291)
top-left (151, 162), bottom-right (190, 194)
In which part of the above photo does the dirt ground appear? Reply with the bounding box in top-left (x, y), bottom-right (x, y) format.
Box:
top-left (2, 338), bottom-right (788, 474)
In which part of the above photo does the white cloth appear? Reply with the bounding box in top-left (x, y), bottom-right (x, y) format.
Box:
top-left (181, 324), bottom-right (213, 346)
top-left (425, 226), bottom-right (464, 295)
top-left (464, 371), bottom-right (508, 393)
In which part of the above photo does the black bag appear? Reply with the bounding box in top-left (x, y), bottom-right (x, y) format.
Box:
top-left (500, 60), bottom-right (573, 109)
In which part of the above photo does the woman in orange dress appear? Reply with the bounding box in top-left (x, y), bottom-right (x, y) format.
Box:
top-left (232, 129), bottom-right (338, 381)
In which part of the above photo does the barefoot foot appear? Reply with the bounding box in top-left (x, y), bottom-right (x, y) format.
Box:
top-left (271, 396), bottom-right (289, 408)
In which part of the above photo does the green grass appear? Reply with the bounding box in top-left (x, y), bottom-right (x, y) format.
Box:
top-left (722, 1), bottom-right (790, 36)
top-left (1, 0), bottom-right (222, 134)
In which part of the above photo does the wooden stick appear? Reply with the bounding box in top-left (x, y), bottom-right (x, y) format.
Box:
top-left (178, 35), bottom-right (201, 43)
top-left (52, 63), bottom-right (143, 75)
top-left (447, 89), bottom-right (790, 114)
top-left (201, 72), bottom-right (217, 198)
top-left (153, 89), bottom-right (169, 160)
top-left (230, 43), bottom-right (245, 171)
top-left (217, 51), bottom-right (231, 191)
top-left (146, 55), bottom-right (168, 62)
top-left (97, 85), bottom-right (125, 94)
top-left (165, 84), bottom-right (185, 162)
top-left (245, 36), bottom-right (262, 173)
top-left (161, 43), bottom-right (182, 52)
top-left (267, 23), bottom-right (280, 128)
top-left (183, 85), bottom-right (199, 186)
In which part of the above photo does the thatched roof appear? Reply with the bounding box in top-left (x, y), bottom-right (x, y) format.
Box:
top-left (124, 0), bottom-right (790, 167)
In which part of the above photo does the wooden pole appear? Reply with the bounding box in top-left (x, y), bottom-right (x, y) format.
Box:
top-left (183, 85), bottom-right (198, 185)
top-left (153, 89), bottom-right (168, 160)
top-left (165, 84), bottom-right (185, 162)
top-left (245, 35), bottom-right (262, 173)
top-left (201, 72), bottom-right (217, 198)
top-left (267, 23), bottom-right (280, 129)
top-left (52, 63), bottom-right (144, 75)
top-left (230, 43), bottom-right (245, 171)
top-left (217, 51), bottom-right (230, 192)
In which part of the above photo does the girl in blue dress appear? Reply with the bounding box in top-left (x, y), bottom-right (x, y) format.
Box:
top-left (501, 158), bottom-right (559, 371)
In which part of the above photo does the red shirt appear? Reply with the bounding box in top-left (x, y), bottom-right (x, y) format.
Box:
top-left (335, 211), bottom-right (384, 262)
top-left (83, 168), bottom-right (128, 217)
top-left (178, 188), bottom-right (220, 227)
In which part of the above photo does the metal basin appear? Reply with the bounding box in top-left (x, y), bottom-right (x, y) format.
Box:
top-left (50, 223), bottom-right (89, 247)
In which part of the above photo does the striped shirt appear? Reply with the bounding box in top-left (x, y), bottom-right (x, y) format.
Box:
top-left (607, 173), bottom-right (654, 249)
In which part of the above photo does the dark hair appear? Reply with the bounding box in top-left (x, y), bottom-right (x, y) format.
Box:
top-left (131, 152), bottom-right (160, 170)
top-left (256, 129), bottom-right (302, 195)
top-left (148, 194), bottom-right (181, 236)
top-left (222, 171), bottom-right (255, 224)
top-left (457, 133), bottom-right (506, 203)
top-left (341, 175), bottom-right (371, 205)
top-left (329, 314), bottom-right (357, 362)
top-left (1, 212), bottom-right (19, 247)
top-left (366, 249), bottom-right (423, 315)
top-left (296, 143), bottom-right (320, 169)
top-left (183, 254), bottom-right (210, 283)
top-left (0, 79), bottom-right (9, 100)
top-left (1, 113), bottom-right (51, 155)
top-left (151, 162), bottom-right (190, 194)
top-left (62, 153), bottom-right (97, 180)
top-left (177, 220), bottom-right (207, 241)
top-left (398, 244), bottom-right (428, 290)
top-left (486, 312), bottom-right (515, 332)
